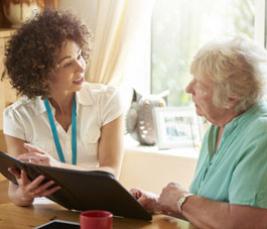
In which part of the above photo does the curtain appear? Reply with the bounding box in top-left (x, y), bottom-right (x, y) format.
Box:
top-left (87, 0), bottom-right (155, 88)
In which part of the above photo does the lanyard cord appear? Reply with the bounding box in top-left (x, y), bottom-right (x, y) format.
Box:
top-left (44, 97), bottom-right (77, 165)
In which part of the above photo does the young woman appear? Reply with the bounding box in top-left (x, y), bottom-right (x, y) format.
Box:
top-left (3, 10), bottom-right (123, 206)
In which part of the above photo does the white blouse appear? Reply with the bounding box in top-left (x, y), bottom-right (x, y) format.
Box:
top-left (3, 82), bottom-right (123, 168)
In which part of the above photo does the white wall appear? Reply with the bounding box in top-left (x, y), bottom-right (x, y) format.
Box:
top-left (119, 146), bottom-right (197, 193)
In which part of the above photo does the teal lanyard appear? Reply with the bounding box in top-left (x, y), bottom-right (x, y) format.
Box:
top-left (44, 97), bottom-right (77, 165)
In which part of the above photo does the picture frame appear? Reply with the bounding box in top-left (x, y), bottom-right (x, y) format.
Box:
top-left (153, 106), bottom-right (202, 149)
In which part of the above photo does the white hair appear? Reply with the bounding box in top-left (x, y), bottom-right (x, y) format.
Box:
top-left (190, 36), bottom-right (267, 112)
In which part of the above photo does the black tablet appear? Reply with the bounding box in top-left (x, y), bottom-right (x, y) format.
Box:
top-left (0, 152), bottom-right (152, 220)
top-left (35, 220), bottom-right (79, 229)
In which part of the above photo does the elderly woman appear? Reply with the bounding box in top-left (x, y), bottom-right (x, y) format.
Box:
top-left (132, 37), bottom-right (267, 229)
top-left (3, 10), bottom-right (123, 207)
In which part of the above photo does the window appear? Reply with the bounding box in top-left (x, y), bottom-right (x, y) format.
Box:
top-left (151, 0), bottom-right (259, 106)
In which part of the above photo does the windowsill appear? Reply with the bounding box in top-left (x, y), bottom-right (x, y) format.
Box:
top-left (124, 135), bottom-right (199, 160)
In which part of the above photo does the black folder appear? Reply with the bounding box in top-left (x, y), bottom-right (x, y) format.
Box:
top-left (0, 152), bottom-right (152, 220)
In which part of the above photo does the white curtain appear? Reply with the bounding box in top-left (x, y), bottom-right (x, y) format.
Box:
top-left (87, 0), bottom-right (155, 91)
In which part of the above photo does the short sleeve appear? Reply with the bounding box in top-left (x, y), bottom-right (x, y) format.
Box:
top-left (229, 133), bottom-right (267, 208)
top-left (100, 86), bottom-right (123, 126)
top-left (3, 106), bottom-right (25, 140)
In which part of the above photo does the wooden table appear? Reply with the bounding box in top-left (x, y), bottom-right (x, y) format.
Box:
top-left (0, 180), bottom-right (197, 229)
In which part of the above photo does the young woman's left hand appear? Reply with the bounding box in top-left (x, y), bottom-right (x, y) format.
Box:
top-left (18, 143), bottom-right (62, 167)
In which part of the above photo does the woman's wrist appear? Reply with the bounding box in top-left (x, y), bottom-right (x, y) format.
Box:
top-left (17, 195), bottom-right (34, 207)
top-left (177, 193), bottom-right (194, 213)
top-left (9, 191), bottom-right (34, 207)
top-left (8, 182), bottom-right (34, 207)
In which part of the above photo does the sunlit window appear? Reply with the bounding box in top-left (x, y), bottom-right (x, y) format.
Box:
top-left (151, 0), bottom-right (256, 106)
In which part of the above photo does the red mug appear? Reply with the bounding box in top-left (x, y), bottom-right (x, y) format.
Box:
top-left (80, 210), bottom-right (113, 229)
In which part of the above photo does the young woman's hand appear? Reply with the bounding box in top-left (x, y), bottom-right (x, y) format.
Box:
top-left (19, 143), bottom-right (62, 167)
top-left (8, 167), bottom-right (60, 206)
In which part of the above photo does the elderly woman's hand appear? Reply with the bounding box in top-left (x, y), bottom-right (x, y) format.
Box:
top-left (158, 182), bottom-right (189, 214)
top-left (18, 143), bottom-right (62, 167)
top-left (130, 188), bottom-right (161, 214)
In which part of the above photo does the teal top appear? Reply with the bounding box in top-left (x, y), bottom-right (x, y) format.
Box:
top-left (190, 102), bottom-right (267, 208)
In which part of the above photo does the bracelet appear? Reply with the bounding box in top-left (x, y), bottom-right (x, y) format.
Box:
top-left (177, 193), bottom-right (193, 212)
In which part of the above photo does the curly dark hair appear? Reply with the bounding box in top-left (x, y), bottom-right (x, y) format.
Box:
top-left (3, 9), bottom-right (91, 98)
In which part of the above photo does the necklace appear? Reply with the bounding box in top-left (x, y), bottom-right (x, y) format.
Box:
top-left (44, 97), bottom-right (77, 165)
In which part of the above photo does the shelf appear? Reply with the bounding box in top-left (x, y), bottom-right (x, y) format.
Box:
top-left (0, 28), bottom-right (16, 38)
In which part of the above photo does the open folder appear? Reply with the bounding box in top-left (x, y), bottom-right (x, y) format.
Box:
top-left (0, 152), bottom-right (152, 220)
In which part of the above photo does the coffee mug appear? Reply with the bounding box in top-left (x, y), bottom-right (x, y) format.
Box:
top-left (80, 210), bottom-right (113, 229)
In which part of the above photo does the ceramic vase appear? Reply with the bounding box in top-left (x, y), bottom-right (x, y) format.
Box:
top-left (2, 0), bottom-right (45, 28)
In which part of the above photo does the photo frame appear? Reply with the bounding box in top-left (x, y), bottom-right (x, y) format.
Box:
top-left (153, 107), bottom-right (202, 149)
